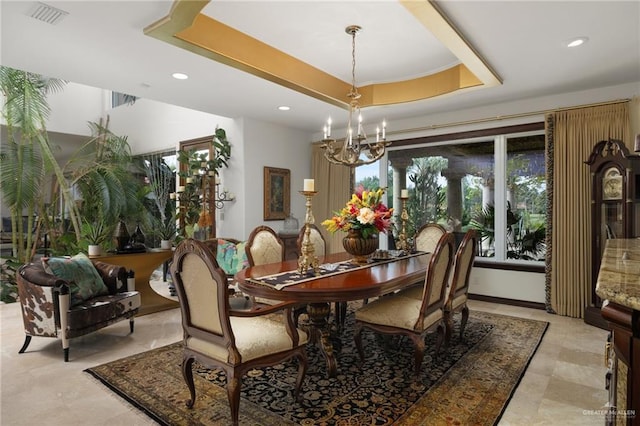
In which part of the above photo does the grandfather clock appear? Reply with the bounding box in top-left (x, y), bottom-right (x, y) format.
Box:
top-left (584, 139), bottom-right (640, 328)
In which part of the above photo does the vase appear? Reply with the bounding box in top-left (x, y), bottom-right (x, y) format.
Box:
top-left (342, 229), bottom-right (378, 264)
top-left (88, 244), bottom-right (101, 256)
top-left (132, 223), bottom-right (145, 245)
top-left (160, 239), bottom-right (172, 250)
top-left (113, 219), bottom-right (129, 251)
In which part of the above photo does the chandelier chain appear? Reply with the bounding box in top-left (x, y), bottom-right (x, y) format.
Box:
top-left (350, 28), bottom-right (358, 100)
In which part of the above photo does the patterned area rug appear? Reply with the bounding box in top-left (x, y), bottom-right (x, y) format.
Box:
top-left (85, 307), bottom-right (548, 425)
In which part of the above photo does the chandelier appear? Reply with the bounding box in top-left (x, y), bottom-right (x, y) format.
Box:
top-left (321, 25), bottom-right (390, 167)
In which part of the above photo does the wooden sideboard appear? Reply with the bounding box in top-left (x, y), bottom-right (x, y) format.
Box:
top-left (596, 239), bottom-right (640, 425)
top-left (93, 249), bottom-right (177, 316)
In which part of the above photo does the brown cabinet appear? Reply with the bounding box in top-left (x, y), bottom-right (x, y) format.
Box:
top-left (585, 139), bottom-right (640, 328)
top-left (278, 231), bottom-right (300, 260)
top-left (601, 301), bottom-right (640, 426)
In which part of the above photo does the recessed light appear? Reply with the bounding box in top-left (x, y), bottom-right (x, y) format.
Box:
top-left (278, 106), bottom-right (291, 111)
top-left (172, 72), bottom-right (189, 80)
top-left (567, 37), bottom-right (589, 48)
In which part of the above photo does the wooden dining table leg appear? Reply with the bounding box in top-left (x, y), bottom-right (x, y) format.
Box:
top-left (306, 302), bottom-right (338, 378)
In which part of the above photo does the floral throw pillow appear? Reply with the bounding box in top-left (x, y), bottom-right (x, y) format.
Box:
top-left (234, 242), bottom-right (250, 272)
top-left (45, 253), bottom-right (109, 306)
top-left (216, 240), bottom-right (250, 276)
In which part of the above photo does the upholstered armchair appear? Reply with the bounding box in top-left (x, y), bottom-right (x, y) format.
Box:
top-left (414, 223), bottom-right (446, 253)
top-left (170, 239), bottom-right (308, 426)
top-left (17, 254), bottom-right (141, 361)
top-left (354, 232), bottom-right (455, 379)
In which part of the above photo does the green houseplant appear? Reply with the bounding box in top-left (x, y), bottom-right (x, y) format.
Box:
top-left (81, 218), bottom-right (110, 256)
top-left (0, 66), bottom-right (78, 262)
top-left (0, 66), bottom-right (74, 303)
top-left (156, 215), bottom-right (177, 249)
top-left (469, 202), bottom-right (546, 260)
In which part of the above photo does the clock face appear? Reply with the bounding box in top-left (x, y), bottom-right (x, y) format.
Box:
top-left (602, 167), bottom-right (623, 200)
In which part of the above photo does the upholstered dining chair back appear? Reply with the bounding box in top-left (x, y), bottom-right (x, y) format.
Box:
top-left (170, 238), bottom-right (309, 426)
top-left (296, 224), bottom-right (327, 257)
top-left (414, 223), bottom-right (446, 253)
top-left (447, 230), bottom-right (477, 306)
top-left (419, 232), bottom-right (456, 321)
top-left (246, 225), bottom-right (285, 266)
top-left (173, 239), bottom-right (229, 341)
top-left (444, 229), bottom-right (478, 341)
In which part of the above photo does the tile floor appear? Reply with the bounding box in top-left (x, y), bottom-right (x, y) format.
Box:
top-left (0, 292), bottom-right (609, 425)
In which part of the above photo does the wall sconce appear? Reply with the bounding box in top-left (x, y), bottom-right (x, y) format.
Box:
top-left (213, 182), bottom-right (235, 209)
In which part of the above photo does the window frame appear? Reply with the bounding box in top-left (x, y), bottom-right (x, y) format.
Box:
top-left (382, 122), bottom-right (546, 271)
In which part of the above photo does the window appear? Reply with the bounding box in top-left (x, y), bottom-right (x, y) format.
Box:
top-left (386, 129), bottom-right (546, 265)
top-left (111, 91), bottom-right (138, 108)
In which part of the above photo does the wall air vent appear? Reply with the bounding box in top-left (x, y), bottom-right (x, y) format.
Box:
top-left (29, 2), bottom-right (68, 25)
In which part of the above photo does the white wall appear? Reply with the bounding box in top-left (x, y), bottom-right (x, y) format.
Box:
top-left (469, 267), bottom-right (545, 303)
top-left (107, 98), bottom-right (235, 155)
top-left (234, 118), bottom-right (311, 240)
top-left (46, 83), bottom-right (108, 135)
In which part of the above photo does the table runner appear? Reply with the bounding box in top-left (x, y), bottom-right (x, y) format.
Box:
top-left (247, 251), bottom-right (427, 290)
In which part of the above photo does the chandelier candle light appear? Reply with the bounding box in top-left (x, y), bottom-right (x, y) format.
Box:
top-left (321, 25), bottom-right (390, 167)
top-left (298, 179), bottom-right (320, 275)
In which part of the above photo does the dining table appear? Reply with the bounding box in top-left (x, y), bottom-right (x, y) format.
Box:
top-left (235, 251), bottom-right (431, 377)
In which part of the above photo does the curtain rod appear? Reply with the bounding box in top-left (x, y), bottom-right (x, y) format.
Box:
top-left (389, 98), bottom-right (631, 136)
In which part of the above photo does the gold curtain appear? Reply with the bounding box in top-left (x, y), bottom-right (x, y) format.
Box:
top-left (311, 143), bottom-right (351, 253)
top-left (548, 101), bottom-right (630, 317)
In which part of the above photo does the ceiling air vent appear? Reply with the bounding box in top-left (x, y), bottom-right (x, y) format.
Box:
top-left (29, 2), bottom-right (68, 25)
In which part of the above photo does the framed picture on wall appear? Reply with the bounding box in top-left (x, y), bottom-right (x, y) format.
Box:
top-left (264, 167), bottom-right (290, 220)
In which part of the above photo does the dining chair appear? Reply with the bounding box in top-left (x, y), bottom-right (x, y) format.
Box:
top-left (245, 225), bottom-right (286, 306)
top-left (170, 239), bottom-right (308, 426)
top-left (246, 225), bottom-right (285, 266)
top-left (444, 230), bottom-right (477, 343)
top-left (414, 222), bottom-right (446, 253)
top-left (399, 229), bottom-right (477, 345)
top-left (353, 232), bottom-right (455, 379)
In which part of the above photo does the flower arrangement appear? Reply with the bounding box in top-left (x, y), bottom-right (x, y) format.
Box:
top-left (321, 187), bottom-right (393, 239)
